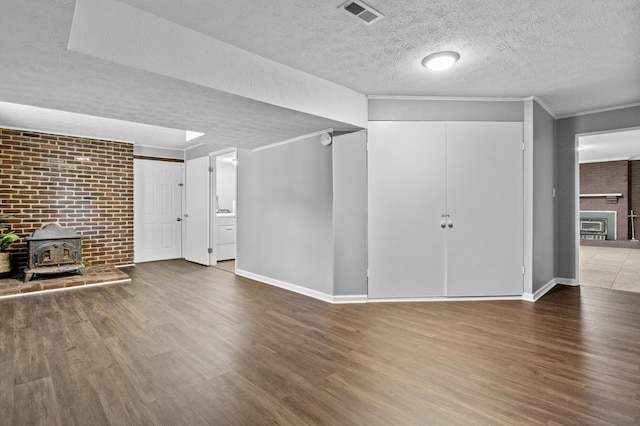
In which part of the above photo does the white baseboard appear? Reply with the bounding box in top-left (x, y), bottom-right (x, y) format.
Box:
top-left (368, 295), bottom-right (523, 303)
top-left (522, 276), bottom-right (578, 302)
top-left (235, 270), bottom-right (579, 305)
top-left (235, 270), bottom-right (368, 304)
top-left (236, 269), bottom-right (332, 303)
top-left (555, 277), bottom-right (578, 286)
top-left (332, 294), bottom-right (368, 304)
top-left (523, 278), bottom-right (556, 302)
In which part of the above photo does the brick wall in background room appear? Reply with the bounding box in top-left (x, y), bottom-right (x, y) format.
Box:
top-left (580, 160), bottom-right (629, 240)
top-left (630, 161), bottom-right (640, 223)
top-left (0, 128), bottom-right (134, 270)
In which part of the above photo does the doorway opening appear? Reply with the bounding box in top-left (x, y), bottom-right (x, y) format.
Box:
top-left (576, 127), bottom-right (640, 293)
top-left (183, 148), bottom-right (237, 267)
top-left (213, 150), bottom-right (237, 270)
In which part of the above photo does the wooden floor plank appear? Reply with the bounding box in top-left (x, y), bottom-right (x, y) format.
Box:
top-left (13, 377), bottom-right (62, 426)
top-left (0, 359), bottom-right (15, 425)
top-left (46, 348), bottom-right (111, 426)
top-left (1, 259), bottom-right (639, 425)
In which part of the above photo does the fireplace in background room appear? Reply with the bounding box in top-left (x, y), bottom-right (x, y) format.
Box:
top-left (579, 211), bottom-right (617, 241)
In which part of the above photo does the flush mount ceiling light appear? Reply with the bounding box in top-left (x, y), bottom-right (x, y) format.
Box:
top-left (422, 51), bottom-right (460, 71)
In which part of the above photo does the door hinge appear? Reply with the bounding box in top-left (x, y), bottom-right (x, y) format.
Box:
top-left (522, 143), bottom-right (525, 151)
top-left (208, 248), bottom-right (213, 254)
top-left (208, 166), bottom-right (214, 173)
top-left (522, 266), bottom-right (526, 275)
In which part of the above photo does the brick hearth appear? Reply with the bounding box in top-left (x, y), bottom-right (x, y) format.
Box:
top-left (0, 264), bottom-right (131, 297)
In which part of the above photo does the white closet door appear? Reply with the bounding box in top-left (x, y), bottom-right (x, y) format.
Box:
top-left (134, 160), bottom-right (183, 263)
top-left (368, 121), bottom-right (447, 298)
top-left (445, 122), bottom-right (524, 296)
top-left (184, 156), bottom-right (212, 266)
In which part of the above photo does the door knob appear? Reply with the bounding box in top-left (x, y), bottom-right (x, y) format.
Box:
top-left (176, 217), bottom-right (182, 222)
top-left (447, 219), bottom-right (453, 228)
top-left (440, 214), bottom-right (447, 229)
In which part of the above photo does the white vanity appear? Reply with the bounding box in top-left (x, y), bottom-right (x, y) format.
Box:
top-left (216, 213), bottom-right (236, 261)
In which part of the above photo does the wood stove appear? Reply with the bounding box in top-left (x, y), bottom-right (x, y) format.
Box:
top-left (24, 223), bottom-right (85, 282)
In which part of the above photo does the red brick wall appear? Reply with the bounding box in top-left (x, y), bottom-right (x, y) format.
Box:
top-left (630, 161), bottom-right (640, 237)
top-left (1, 128), bottom-right (134, 270)
top-left (580, 160), bottom-right (629, 240)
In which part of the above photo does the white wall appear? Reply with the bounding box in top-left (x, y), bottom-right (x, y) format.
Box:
top-left (236, 135), bottom-right (334, 295)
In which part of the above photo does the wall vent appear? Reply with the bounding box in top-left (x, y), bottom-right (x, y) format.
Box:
top-left (339, 1), bottom-right (384, 25)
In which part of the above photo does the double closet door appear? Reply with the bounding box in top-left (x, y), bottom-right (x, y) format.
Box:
top-left (368, 121), bottom-right (524, 299)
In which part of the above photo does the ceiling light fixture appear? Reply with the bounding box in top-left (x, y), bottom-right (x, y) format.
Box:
top-left (422, 51), bottom-right (460, 71)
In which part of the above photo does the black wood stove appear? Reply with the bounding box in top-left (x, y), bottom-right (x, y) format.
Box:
top-left (24, 223), bottom-right (85, 282)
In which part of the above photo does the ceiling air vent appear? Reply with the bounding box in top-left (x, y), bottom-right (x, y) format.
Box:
top-left (339, 1), bottom-right (384, 25)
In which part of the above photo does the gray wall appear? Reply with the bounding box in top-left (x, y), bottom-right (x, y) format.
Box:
top-left (556, 105), bottom-right (640, 278)
top-left (369, 98), bottom-right (524, 121)
top-left (333, 131), bottom-right (368, 296)
top-left (532, 101), bottom-right (556, 291)
top-left (237, 135), bottom-right (334, 294)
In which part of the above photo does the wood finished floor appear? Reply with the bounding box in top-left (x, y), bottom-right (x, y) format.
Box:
top-left (1, 259), bottom-right (639, 425)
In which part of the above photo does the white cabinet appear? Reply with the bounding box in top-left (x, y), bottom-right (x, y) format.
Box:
top-left (367, 121), bottom-right (524, 299)
top-left (216, 215), bottom-right (236, 261)
top-left (368, 122), bottom-right (447, 298)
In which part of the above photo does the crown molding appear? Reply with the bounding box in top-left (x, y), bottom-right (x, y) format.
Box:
top-left (523, 96), bottom-right (557, 119)
top-left (557, 102), bottom-right (640, 119)
top-left (367, 95), bottom-right (524, 102)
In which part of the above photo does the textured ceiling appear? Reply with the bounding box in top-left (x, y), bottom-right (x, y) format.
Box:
top-left (121, 0), bottom-right (640, 116)
top-left (579, 128), bottom-right (640, 163)
top-left (0, 0), bottom-right (355, 152)
top-left (0, 0), bottom-right (639, 151)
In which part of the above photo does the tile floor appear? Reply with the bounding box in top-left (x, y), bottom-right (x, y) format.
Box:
top-left (580, 245), bottom-right (640, 293)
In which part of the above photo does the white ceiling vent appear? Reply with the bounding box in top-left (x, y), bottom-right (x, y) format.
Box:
top-left (339, 1), bottom-right (384, 25)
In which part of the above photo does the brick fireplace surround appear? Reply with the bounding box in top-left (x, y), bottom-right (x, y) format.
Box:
top-left (0, 128), bottom-right (134, 272)
top-left (580, 160), bottom-right (640, 248)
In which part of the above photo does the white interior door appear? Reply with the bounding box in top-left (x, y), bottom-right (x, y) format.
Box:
top-left (445, 122), bottom-right (524, 296)
top-left (368, 121), bottom-right (447, 298)
top-left (134, 160), bottom-right (183, 263)
top-left (184, 156), bottom-right (212, 265)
